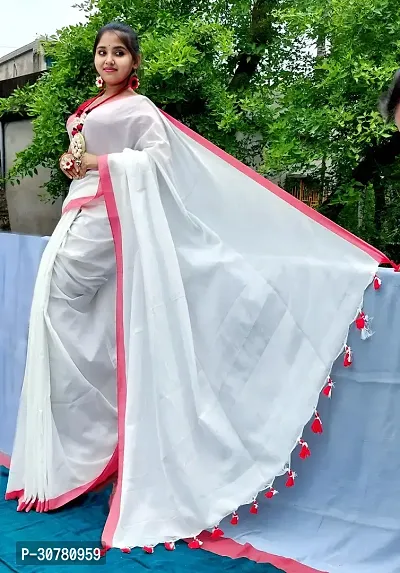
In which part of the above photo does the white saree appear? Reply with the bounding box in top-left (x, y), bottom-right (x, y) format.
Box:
top-left (6, 94), bottom-right (388, 549)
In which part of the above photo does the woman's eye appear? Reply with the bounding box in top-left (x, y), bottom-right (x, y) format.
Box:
top-left (97, 49), bottom-right (125, 57)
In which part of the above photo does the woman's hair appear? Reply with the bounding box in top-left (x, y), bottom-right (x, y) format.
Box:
top-left (93, 22), bottom-right (140, 66)
top-left (379, 69), bottom-right (400, 122)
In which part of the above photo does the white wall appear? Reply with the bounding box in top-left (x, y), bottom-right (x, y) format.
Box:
top-left (5, 120), bottom-right (62, 236)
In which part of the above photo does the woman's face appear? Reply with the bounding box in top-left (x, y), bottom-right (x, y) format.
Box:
top-left (94, 31), bottom-right (135, 86)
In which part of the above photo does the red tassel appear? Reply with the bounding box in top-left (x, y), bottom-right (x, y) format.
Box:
top-left (298, 439), bottom-right (311, 459)
top-left (188, 538), bottom-right (203, 549)
top-left (343, 345), bottom-right (352, 367)
top-left (99, 548), bottom-right (108, 558)
top-left (121, 547), bottom-right (131, 554)
top-left (311, 411), bottom-right (323, 434)
top-left (373, 275), bottom-right (381, 290)
top-left (211, 526), bottom-right (224, 539)
top-left (285, 470), bottom-right (296, 488)
top-left (265, 488), bottom-right (278, 499)
top-left (230, 512), bottom-right (239, 525)
top-left (143, 546), bottom-right (154, 554)
top-left (250, 500), bottom-right (259, 514)
top-left (355, 311), bottom-right (366, 330)
top-left (323, 377), bottom-right (334, 398)
top-left (164, 542), bottom-right (175, 551)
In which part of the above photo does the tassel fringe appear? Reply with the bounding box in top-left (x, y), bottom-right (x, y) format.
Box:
top-left (26, 274), bottom-right (382, 555)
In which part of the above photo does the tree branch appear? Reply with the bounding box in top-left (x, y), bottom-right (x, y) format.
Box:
top-left (228, 0), bottom-right (279, 90)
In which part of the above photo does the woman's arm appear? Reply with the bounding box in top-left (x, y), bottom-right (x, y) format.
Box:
top-left (82, 153), bottom-right (98, 171)
top-left (76, 153), bottom-right (98, 178)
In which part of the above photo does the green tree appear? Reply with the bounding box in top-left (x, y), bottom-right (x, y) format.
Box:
top-left (262, 0), bottom-right (400, 255)
top-left (0, 0), bottom-right (279, 200)
top-left (3, 0), bottom-right (400, 258)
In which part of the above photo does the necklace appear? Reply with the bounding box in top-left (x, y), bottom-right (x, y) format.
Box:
top-left (69, 85), bottom-right (130, 165)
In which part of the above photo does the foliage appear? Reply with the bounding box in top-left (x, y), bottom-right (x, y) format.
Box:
top-left (0, 0), bottom-right (279, 199)
top-left (261, 0), bottom-right (400, 251)
top-left (3, 0), bottom-right (400, 257)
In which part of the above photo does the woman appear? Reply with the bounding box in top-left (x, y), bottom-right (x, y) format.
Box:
top-left (6, 22), bottom-right (389, 551)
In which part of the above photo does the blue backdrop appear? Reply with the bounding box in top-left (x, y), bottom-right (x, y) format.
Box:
top-left (1, 231), bottom-right (399, 573)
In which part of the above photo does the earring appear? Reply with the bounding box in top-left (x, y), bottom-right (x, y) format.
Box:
top-left (129, 73), bottom-right (140, 91)
top-left (95, 76), bottom-right (104, 89)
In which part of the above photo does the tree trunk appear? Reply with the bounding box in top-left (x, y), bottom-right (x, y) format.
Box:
top-left (0, 185), bottom-right (10, 231)
top-left (373, 176), bottom-right (386, 236)
top-left (228, 0), bottom-right (279, 90)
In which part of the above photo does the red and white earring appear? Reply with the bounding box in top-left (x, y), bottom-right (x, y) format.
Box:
top-left (129, 71), bottom-right (140, 90)
top-left (95, 75), bottom-right (104, 89)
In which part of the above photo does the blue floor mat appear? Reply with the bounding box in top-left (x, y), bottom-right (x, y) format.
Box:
top-left (0, 467), bottom-right (283, 572)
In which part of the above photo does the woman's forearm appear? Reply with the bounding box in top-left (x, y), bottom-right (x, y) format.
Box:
top-left (85, 153), bottom-right (98, 171)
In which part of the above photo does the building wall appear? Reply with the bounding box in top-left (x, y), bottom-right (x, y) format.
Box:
top-left (0, 43), bottom-right (46, 81)
top-left (4, 120), bottom-right (62, 236)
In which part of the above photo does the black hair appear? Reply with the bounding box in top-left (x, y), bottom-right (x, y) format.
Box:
top-left (93, 22), bottom-right (140, 67)
top-left (379, 69), bottom-right (400, 122)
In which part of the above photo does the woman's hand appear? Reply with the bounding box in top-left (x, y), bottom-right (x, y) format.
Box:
top-left (76, 153), bottom-right (99, 178)
top-left (59, 152), bottom-right (98, 180)
top-left (59, 153), bottom-right (80, 179)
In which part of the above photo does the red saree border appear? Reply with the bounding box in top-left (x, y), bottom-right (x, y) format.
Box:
top-left (161, 110), bottom-right (391, 267)
top-left (197, 531), bottom-right (327, 573)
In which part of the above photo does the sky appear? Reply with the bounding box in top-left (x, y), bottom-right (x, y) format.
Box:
top-left (0, 0), bottom-right (87, 58)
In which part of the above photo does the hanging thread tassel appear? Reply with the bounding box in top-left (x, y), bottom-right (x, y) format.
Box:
top-left (343, 345), bottom-right (353, 367)
top-left (230, 512), bottom-right (239, 525)
top-left (355, 311), bottom-right (366, 331)
top-left (323, 377), bottom-right (334, 398)
top-left (265, 488), bottom-right (278, 499)
top-left (298, 438), bottom-right (311, 459)
top-left (188, 538), bottom-right (203, 549)
top-left (164, 542), bottom-right (176, 551)
top-left (373, 275), bottom-right (382, 290)
top-left (143, 546), bottom-right (154, 554)
top-left (211, 526), bottom-right (225, 539)
top-left (311, 410), bottom-right (323, 434)
top-left (285, 469), bottom-right (296, 488)
top-left (355, 311), bottom-right (374, 340)
top-left (250, 499), bottom-right (259, 514)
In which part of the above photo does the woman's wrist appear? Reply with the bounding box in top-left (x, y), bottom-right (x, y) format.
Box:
top-left (85, 153), bottom-right (98, 171)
